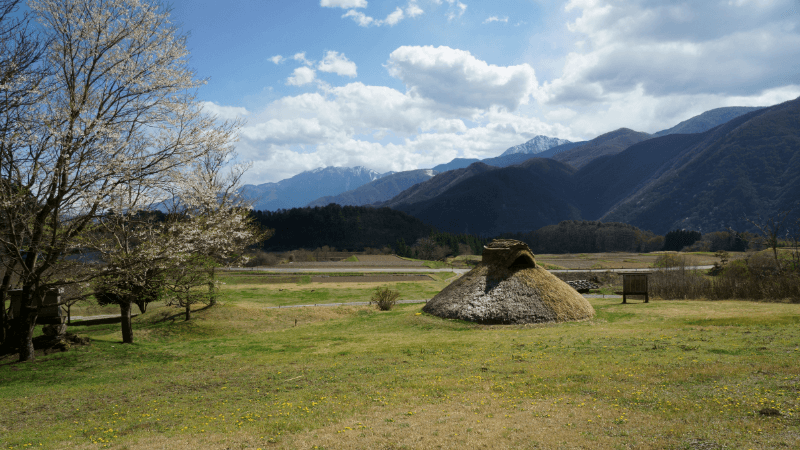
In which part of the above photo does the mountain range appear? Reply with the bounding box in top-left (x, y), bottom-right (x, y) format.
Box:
top-left (307, 169), bottom-right (438, 208)
top-left (387, 98), bottom-right (798, 236)
top-left (500, 135), bottom-right (571, 156)
top-left (243, 103), bottom-right (778, 233)
top-left (306, 135), bottom-right (572, 208)
top-left (240, 166), bottom-right (386, 211)
top-left (653, 106), bottom-right (764, 137)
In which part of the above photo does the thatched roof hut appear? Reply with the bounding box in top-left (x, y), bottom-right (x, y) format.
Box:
top-left (423, 239), bottom-right (594, 324)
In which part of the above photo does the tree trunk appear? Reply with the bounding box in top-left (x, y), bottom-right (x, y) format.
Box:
top-left (0, 291), bottom-right (5, 347)
top-left (208, 267), bottom-right (216, 306)
top-left (120, 301), bottom-right (133, 344)
top-left (17, 299), bottom-right (37, 362)
top-left (185, 302), bottom-right (191, 321)
top-left (0, 268), bottom-right (14, 346)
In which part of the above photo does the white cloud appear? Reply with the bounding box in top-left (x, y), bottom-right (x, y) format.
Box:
top-left (483, 16), bottom-right (508, 24)
top-left (234, 0), bottom-right (800, 185)
top-left (444, 0), bottom-right (467, 21)
top-left (387, 45), bottom-right (540, 110)
top-left (406, 2), bottom-right (424, 17)
top-left (342, 9), bottom-right (375, 27)
top-left (235, 77), bottom-right (573, 183)
top-left (201, 102), bottom-right (250, 120)
top-left (320, 0), bottom-right (367, 9)
top-left (385, 7), bottom-right (405, 26)
top-left (268, 55), bottom-right (284, 64)
top-left (544, 0), bottom-right (800, 103)
top-left (318, 51), bottom-right (358, 77)
top-left (341, 1), bottom-right (424, 27)
top-left (292, 52), bottom-right (314, 66)
top-left (421, 118), bottom-right (468, 133)
top-left (286, 67), bottom-right (317, 86)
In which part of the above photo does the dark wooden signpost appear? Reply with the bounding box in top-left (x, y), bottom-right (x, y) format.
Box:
top-left (620, 272), bottom-right (650, 304)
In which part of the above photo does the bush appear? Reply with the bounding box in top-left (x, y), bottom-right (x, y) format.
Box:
top-left (371, 287), bottom-right (400, 311)
top-left (243, 250), bottom-right (281, 267)
top-left (649, 252), bottom-right (800, 302)
top-left (652, 253), bottom-right (699, 268)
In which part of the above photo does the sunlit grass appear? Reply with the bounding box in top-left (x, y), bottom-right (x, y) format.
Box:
top-left (2, 282), bottom-right (799, 449)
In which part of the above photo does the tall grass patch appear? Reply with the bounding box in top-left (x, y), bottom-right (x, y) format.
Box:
top-left (650, 252), bottom-right (800, 301)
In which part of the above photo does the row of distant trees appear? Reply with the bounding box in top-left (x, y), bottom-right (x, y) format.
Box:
top-left (501, 220), bottom-right (786, 255)
top-left (250, 205), bottom-right (790, 262)
top-left (0, 0), bottom-right (265, 361)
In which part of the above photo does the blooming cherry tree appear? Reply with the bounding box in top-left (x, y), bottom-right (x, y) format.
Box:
top-left (0, 0), bottom-right (240, 361)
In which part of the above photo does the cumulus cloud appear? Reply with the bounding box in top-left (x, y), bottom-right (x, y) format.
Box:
top-left (443, 0), bottom-right (467, 21)
top-left (286, 67), bottom-right (317, 86)
top-left (320, 0), bottom-right (367, 8)
top-left (234, 76), bottom-right (574, 183)
top-left (385, 7), bottom-right (405, 25)
top-left (318, 51), bottom-right (358, 77)
top-left (268, 55), bottom-right (284, 64)
top-left (543, 0), bottom-right (800, 103)
top-left (387, 45), bottom-right (540, 111)
top-left (292, 52), bottom-right (314, 66)
top-left (341, 1), bottom-right (424, 27)
top-left (201, 102), bottom-right (250, 120)
top-left (342, 9), bottom-right (375, 26)
top-left (235, 1), bottom-right (800, 184)
top-left (483, 16), bottom-right (508, 24)
top-left (406, 1), bottom-right (424, 17)
top-left (420, 118), bottom-right (468, 133)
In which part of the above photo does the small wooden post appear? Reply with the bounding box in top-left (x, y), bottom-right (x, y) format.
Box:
top-left (621, 272), bottom-right (650, 304)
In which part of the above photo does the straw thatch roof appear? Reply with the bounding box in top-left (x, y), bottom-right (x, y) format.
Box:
top-left (423, 239), bottom-right (594, 324)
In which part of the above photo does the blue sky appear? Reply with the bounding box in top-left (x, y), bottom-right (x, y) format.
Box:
top-left (165, 0), bottom-right (800, 184)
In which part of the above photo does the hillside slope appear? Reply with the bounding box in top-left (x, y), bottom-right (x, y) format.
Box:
top-left (307, 169), bottom-right (437, 207)
top-left (500, 135), bottom-right (571, 156)
top-left (552, 128), bottom-right (652, 169)
top-left (654, 106), bottom-right (764, 137)
top-left (240, 167), bottom-right (385, 211)
top-left (395, 159), bottom-right (580, 236)
top-left (381, 162), bottom-right (497, 208)
top-left (602, 97), bottom-right (800, 233)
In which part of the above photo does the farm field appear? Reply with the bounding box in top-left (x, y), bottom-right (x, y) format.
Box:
top-left (2, 268), bottom-right (799, 449)
top-left (534, 252), bottom-right (742, 270)
top-left (261, 251), bottom-right (744, 271)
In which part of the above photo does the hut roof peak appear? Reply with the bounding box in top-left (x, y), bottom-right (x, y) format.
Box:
top-left (482, 239), bottom-right (536, 269)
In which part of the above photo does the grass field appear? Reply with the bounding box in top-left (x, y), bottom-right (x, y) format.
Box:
top-left (2, 271), bottom-right (800, 449)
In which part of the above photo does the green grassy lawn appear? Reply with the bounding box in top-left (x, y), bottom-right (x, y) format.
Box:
top-left (2, 280), bottom-right (800, 449)
top-left (213, 272), bottom-right (452, 307)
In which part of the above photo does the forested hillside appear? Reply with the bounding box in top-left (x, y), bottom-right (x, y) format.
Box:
top-left (552, 128), bottom-right (652, 169)
top-left (394, 158), bottom-right (580, 236)
top-left (601, 98), bottom-right (800, 233)
top-left (251, 205), bottom-right (433, 251)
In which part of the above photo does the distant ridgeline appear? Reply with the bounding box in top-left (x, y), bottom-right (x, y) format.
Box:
top-left (249, 204), bottom-right (486, 253)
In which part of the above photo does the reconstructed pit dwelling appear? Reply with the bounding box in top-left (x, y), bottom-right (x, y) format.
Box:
top-left (423, 239), bottom-right (595, 324)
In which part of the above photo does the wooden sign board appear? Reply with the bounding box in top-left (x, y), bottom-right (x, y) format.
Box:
top-left (620, 272), bottom-right (650, 304)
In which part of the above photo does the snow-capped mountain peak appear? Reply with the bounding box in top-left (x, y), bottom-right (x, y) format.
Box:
top-left (500, 136), bottom-right (571, 156)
